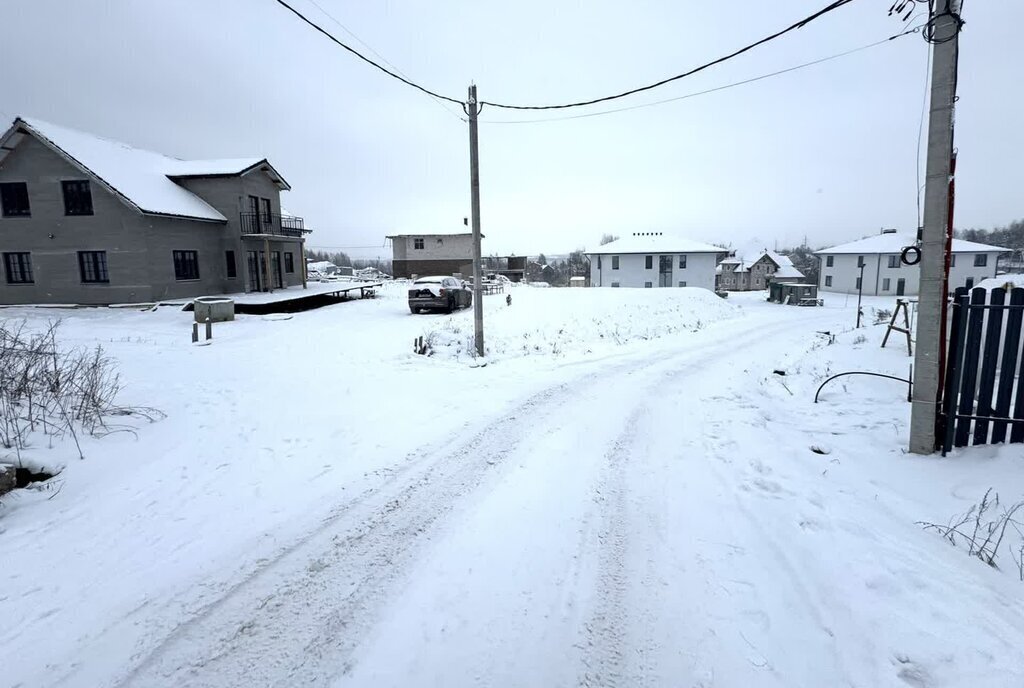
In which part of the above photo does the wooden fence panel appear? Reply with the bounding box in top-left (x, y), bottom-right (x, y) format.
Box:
top-left (992, 288), bottom-right (1024, 444)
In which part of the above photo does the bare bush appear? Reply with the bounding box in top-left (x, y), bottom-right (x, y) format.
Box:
top-left (873, 308), bottom-right (893, 324)
top-left (0, 318), bottom-right (163, 461)
top-left (918, 489), bottom-right (1024, 575)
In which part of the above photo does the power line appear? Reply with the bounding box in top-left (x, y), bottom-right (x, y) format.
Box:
top-left (915, 40), bottom-right (932, 229)
top-left (480, 28), bottom-right (921, 125)
top-left (275, 0), bottom-right (875, 114)
top-left (304, 0), bottom-right (465, 122)
top-left (307, 245), bottom-right (390, 250)
top-left (272, 0), bottom-right (464, 106)
top-left (479, 0), bottom-right (861, 110)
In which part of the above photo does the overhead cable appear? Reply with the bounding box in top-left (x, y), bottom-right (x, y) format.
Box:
top-left (480, 27), bottom-right (921, 125)
top-left (274, 0), bottom-right (867, 112)
top-left (479, 0), bottom-right (861, 110)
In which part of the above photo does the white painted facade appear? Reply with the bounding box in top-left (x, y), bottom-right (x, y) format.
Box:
top-left (816, 231), bottom-right (1008, 296)
top-left (588, 252), bottom-right (718, 290)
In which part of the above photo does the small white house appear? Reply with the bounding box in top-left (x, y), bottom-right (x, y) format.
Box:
top-left (815, 229), bottom-right (1010, 296)
top-left (586, 233), bottom-right (727, 290)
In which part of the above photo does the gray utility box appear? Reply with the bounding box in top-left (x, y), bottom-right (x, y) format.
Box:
top-left (193, 297), bottom-right (235, 323)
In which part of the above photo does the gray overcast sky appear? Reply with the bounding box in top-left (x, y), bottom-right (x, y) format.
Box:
top-left (2, 0), bottom-right (1021, 257)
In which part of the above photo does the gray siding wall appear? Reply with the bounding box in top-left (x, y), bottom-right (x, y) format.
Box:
top-left (0, 135), bottom-right (292, 305)
top-left (391, 234), bottom-right (474, 262)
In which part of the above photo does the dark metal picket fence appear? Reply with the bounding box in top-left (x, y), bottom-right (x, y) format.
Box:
top-left (941, 286), bottom-right (1024, 454)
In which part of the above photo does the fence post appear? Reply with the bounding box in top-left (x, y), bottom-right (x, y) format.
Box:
top-left (941, 291), bottom-right (969, 454)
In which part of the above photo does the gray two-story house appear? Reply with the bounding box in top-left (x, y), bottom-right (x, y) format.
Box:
top-left (0, 117), bottom-right (310, 305)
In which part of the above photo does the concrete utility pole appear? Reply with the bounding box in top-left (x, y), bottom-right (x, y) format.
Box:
top-left (468, 84), bottom-right (484, 357)
top-left (910, 2), bottom-right (963, 455)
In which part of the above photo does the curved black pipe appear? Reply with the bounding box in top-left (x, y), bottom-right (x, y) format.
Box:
top-left (814, 371), bottom-right (912, 403)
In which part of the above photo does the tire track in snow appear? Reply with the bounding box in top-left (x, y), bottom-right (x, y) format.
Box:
top-left (578, 406), bottom-right (644, 687)
top-left (106, 308), bottom-right (829, 688)
top-left (112, 350), bottom-right (692, 688)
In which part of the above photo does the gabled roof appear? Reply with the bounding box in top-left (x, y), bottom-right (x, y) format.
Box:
top-left (773, 265), bottom-right (804, 278)
top-left (0, 117), bottom-right (289, 222)
top-left (587, 233), bottom-right (725, 255)
top-left (815, 232), bottom-right (1011, 255)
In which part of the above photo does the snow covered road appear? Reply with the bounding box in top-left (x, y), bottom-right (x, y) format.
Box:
top-left (116, 314), bottom-right (811, 688)
top-left (5, 291), bottom-right (1024, 687)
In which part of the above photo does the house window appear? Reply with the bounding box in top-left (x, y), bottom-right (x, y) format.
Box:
top-left (597, 255), bottom-right (602, 269)
top-left (888, 255), bottom-right (900, 268)
top-left (974, 254), bottom-right (987, 267)
top-left (173, 250), bottom-right (200, 280)
top-left (413, 238), bottom-right (425, 250)
top-left (857, 255), bottom-right (864, 268)
top-left (965, 277), bottom-right (974, 289)
top-left (856, 276), bottom-right (862, 290)
top-left (645, 255), bottom-right (653, 269)
top-left (678, 255), bottom-right (687, 269)
top-left (826, 255), bottom-right (834, 267)
top-left (611, 281), bottom-right (620, 288)
top-left (3, 252), bottom-right (33, 283)
top-left (260, 198), bottom-right (272, 229)
top-left (78, 251), bottom-right (109, 283)
top-left (882, 278), bottom-right (891, 291)
top-left (62, 180), bottom-right (94, 216)
top-left (678, 281), bottom-right (687, 287)
top-left (950, 255), bottom-right (956, 267)
top-left (612, 256), bottom-right (619, 270)
top-left (644, 281), bottom-right (652, 288)
top-left (0, 182), bottom-right (31, 217)
top-left (825, 275), bottom-right (833, 287)
top-left (284, 252), bottom-right (295, 273)
top-left (225, 250), bottom-right (237, 278)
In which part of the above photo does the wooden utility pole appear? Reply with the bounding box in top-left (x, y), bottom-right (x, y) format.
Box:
top-left (468, 84), bottom-right (484, 357)
top-left (910, 1), bottom-right (963, 455)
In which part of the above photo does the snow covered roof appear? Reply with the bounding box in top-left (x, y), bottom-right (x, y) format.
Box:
top-left (816, 232), bottom-right (1011, 255)
top-left (763, 250), bottom-right (795, 268)
top-left (588, 233), bottom-right (725, 255)
top-left (0, 117), bottom-right (289, 222)
top-left (774, 265), bottom-right (804, 279)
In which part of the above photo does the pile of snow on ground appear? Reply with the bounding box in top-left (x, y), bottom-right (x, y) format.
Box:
top-left (421, 287), bottom-right (736, 360)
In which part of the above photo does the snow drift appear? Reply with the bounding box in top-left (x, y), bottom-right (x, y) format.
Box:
top-left (418, 287), bottom-right (736, 361)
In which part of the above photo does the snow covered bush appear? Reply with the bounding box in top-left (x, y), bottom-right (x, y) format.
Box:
top-left (0, 319), bottom-right (161, 462)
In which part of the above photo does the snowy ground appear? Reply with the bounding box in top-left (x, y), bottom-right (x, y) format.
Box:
top-left (2, 288), bottom-right (1023, 688)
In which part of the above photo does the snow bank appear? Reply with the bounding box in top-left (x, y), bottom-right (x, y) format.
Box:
top-left (419, 287), bottom-right (736, 361)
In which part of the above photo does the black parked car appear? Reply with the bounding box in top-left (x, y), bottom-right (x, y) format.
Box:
top-left (408, 276), bottom-right (473, 314)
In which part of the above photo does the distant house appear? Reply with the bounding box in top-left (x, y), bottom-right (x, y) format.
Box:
top-left (386, 232), bottom-right (526, 281)
top-left (387, 232), bottom-right (474, 279)
top-left (586, 233), bottom-right (727, 290)
top-left (717, 249), bottom-right (803, 291)
top-left (0, 117), bottom-right (309, 305)
top-left (815, 229), bottom-right (1011, 296)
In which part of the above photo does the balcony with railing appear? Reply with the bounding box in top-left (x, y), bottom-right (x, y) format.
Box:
top-left (239, 212), bottom-right (312, 238)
